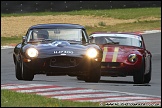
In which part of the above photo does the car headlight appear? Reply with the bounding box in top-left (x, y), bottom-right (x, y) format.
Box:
top-left (86, 48), bottom-right (98, 58)
top-left (26, 48), bottom-right (38, 57)
top-left (128, 54), bottom-right (137, 63)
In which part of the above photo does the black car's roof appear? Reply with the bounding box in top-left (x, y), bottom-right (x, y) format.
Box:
top-left (28, 23), bottom-right (85, 30)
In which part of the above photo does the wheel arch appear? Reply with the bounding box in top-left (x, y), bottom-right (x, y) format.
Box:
top-left (13, 54), bottom-right (16, 65)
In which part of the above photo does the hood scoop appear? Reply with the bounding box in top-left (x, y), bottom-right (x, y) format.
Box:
top-left (52, 41), bottom-right (70, 47)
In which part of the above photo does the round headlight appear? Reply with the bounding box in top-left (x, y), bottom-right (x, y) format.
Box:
top-left (86, 48), bottom-right (98, 58)
top-left (26, 48), bottom-right (38, 57)
top-left (128, 54), bottom-right (137, 63)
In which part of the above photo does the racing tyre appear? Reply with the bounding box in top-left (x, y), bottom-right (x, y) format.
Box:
top-left (77, 76), bottom-right (84, 80)
top-left (21, 61), bottom-right (34, 81)
top-left (84, 65), bottom-right (101, 83)
top-left (15, 61), bottom-right (23, 80)
top-left (144, 60), bottom-right (152, 83)
top-left (133, 58), bottom-right (145, 84)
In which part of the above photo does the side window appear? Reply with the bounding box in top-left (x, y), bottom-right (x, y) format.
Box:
top-left (81, 30), bottom-right (88, 43)
top-left (26, 30), bottom-right (37, 42)
top-left (139, 40), bottom-right (143, 47)
top-left (26, 30), bottom-right (32, 42)
top-left (82, 31), bottom-right (86, 43)
top-left (29, 31), bottom-right (37, 40)
top-left (33, 32), bottom-right (38, 39)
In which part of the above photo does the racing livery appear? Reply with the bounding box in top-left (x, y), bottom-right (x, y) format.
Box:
top-left (89, 32), bottom-right (152, 84)
top-left (13, 23), bottom-right (103, 82)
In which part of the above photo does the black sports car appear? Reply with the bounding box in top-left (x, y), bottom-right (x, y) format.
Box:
top-left (13, 23), bottom-right (103, 82)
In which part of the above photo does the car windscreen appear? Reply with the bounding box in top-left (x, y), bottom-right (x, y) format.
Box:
top-left (27, 29), bottom-right (87, 43)
top-left (91, 35), bottom-right (142, 48)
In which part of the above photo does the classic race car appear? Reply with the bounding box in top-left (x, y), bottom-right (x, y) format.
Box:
top-left (89, 32), bottom-right (152, 84)
top-left (13, 23), bottom-right (103, 82)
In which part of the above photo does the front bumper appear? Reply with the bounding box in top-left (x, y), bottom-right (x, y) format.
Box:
top-left (100, 62), bottom-right (141, 76)
top-left (22, 56), bottom-right (101, 75)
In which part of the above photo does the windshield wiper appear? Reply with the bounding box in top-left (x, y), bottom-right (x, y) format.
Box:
top-left (43, 39), bottom-right (52, 41)
top-left (63, 40), bottom-right (81, 43)
top-left (63, 39), bottom-right (79, 41)
top-left (28, 39), bottom-right (52, 43)
top-left (104, 38), bottom-right (119, 44)
top-left (37, 39), bottom-right (52, 42)
top-left (104, 42), bottom-right (119, 45)
top-left (52, 39), bottom-right (81, 44)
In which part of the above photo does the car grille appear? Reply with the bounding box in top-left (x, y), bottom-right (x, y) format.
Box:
top-left (50, 56), bottom-right (81, 67)
top-left (101, 62), bottom-right (121, 68)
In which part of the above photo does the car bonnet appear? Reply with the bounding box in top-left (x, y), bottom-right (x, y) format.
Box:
top-left (100, 45), bottom-right (143, 62)
top-left (26, 41), bottom-right (89, 58)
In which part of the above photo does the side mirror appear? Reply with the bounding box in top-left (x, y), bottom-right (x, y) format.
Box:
top-left (22, 36), bottom-right (26, 43)
top-left (89, 36), bottom-right (94, 43)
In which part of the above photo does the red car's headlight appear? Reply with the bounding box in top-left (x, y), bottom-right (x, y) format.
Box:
top-left (128, 54), bottom-right (138, 63)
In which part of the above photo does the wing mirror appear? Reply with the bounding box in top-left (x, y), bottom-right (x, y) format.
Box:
top-left (89, 36), bottom-right (93, 40)
top-left (22, 36), bottom-right (26, 43)
top-left (89, 36), bottom-right (94, 43)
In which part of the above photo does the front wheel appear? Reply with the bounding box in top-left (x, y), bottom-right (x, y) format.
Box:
top-left (76, 76), bottom-right (84, 80)
top-left (144, 60), bottom-right (152, 83)
top-left (84, 65), bottom-right (101, 83)
top-left (15, 61), bottom-right (23, 80)
top-left (133, 59), bottom-right (145, 84)
top-left (21, 61), bottom-right (34, 81)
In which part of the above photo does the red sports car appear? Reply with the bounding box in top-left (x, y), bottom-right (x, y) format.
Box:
top-left (89, 32), bottom-right (152, 84)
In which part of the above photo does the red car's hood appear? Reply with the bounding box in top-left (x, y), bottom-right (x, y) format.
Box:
top-left (99, 45), bottom-right (143, 62)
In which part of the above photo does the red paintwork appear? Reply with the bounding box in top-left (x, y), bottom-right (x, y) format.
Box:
top-left (89, 32), bottom-right (152, 77)
top-left (100, 45), bottom-right (143, 62)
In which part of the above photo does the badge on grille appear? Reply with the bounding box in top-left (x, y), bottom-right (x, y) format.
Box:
top-left (54, 51), bottom-right (74, 54)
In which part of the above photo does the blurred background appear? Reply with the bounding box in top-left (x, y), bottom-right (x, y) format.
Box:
top-left (1, 1), bottom-right (161, 14)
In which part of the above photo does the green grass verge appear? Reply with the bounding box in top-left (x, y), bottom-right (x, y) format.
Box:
top-left (1, 36), bottom-right (22, 46)
top-left (1, 89), bottom-right (100, 107)
top-left (2, 89), bottom-right (159, 107)
top-left (1, 7), bottom-right (161, 19)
